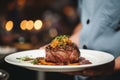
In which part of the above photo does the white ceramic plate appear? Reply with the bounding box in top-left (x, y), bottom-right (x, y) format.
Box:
top-left (5, 49), bottom-right (114, 72)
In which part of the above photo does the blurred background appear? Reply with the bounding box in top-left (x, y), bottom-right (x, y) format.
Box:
top-left (0, 0), bottom-right (80, 80)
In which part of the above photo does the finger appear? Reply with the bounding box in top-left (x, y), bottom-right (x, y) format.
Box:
top-left (81, 70), bottom-right (95, 76)
top-left (39, 44), bottom-right (48, 49)
top-left (62, 72), bottom-right (75, 75)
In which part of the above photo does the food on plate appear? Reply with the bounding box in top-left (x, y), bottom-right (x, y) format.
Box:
top-left (16, 35), bottom-right (92, 66)
top-left (45, 35), bottom-right (80, 65)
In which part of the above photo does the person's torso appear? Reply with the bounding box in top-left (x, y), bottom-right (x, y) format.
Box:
top-left (80, 0), bottom-right (120, 58)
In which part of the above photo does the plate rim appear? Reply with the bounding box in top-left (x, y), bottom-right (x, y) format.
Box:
top-left (4, 49), bottom-right (114, 72)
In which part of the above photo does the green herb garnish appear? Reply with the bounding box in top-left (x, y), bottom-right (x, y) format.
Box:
top-left (16, 56), bottom-right (34, 61)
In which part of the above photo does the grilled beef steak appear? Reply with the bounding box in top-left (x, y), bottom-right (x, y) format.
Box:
top-left (45, 35), bottom-right (80, 65)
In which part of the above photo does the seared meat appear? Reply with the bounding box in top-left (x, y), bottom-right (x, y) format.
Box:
top-left (45, 35), bottom-right (80, 65)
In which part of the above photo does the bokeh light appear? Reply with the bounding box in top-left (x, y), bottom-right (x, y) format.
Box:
top-left (20, 20), bottom-right (27, 30)
top-left (5, 20), bottom-right (14, 31)
top-left (26, 20), bottom-right (34, 30)
top-left (49, 28), bottom-right (58, 37)
top-left (34, 20), bottom-right (43, 30)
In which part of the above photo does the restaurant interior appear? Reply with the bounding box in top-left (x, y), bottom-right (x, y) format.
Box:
top-left (0, 0), bottom-right (80, 80)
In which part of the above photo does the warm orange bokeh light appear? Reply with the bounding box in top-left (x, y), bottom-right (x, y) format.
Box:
top-left (26, 20), bottom-right (34, 30)
top-left (5, 20), bottom-right (14, 31)
top-left (20, 20), bottom-right (27, 30)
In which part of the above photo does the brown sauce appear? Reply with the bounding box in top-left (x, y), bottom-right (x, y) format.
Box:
top-left (34, 57), bottom-right (92, 66)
